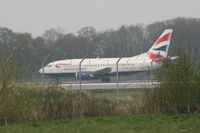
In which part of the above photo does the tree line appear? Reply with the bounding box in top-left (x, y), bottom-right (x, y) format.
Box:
top-left (0, 17), bottom-right (200, 81)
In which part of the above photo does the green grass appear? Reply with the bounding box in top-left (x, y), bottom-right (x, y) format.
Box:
top-left (0, 115), bottom-right (200, 133)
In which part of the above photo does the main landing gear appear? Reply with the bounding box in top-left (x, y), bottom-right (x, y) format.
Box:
top-left (101, 76), bottom-right (111, 82)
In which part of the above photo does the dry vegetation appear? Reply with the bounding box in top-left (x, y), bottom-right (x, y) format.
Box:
top-left (0, 84), bottom-right (147, 125)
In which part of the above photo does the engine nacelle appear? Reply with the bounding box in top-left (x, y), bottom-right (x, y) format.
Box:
top-left (75, 71), bottom-right (94, 80)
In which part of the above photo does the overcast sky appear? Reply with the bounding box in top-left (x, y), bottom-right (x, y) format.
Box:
top-left (0, 0), bottom-right (199, 37)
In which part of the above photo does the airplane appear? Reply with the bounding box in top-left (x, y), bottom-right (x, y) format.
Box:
top-left (39, 29), bottom-right (176, 82)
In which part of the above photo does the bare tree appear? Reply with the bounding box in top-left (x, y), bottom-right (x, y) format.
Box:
top-left (0, 54), bottom-right (15, 96)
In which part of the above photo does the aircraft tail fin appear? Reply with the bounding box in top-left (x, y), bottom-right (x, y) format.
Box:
top-left (147, 29), bottom-right (173, 60)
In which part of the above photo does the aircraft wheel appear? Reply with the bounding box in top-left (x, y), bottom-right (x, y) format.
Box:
top-left (101, 77), bottom-right (111, 82)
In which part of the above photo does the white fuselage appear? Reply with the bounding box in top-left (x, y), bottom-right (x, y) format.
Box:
top-left (40, 53), bottom-right (162, 75)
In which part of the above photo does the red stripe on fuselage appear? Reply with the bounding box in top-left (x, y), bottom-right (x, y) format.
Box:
top-left (155, 33), bottom-right (171, 45)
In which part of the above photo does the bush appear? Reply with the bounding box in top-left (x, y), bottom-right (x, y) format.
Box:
top-left (0, 85), bottom-right (43, 124)
top-left (0, 84), bottom-right (123, 124)
top-left (144, 53), bottom-right (200, 114)
top-left (42, 85), bottom-right (121, 119)
top-left (41, 86), bottom-right (82, 119)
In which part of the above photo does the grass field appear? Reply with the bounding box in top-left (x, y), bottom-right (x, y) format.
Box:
top-left (0, 115), bottom-right (199, 133)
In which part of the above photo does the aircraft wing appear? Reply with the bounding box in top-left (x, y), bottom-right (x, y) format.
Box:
top-left (92, 67), bottom-right (112, 75)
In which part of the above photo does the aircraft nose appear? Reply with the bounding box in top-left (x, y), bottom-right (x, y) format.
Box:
top-left (39, 68), bottom-right (43, 73)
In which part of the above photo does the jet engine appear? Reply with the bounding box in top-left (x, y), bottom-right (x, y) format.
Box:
top-left (75, 71), bottom-right (94, 80)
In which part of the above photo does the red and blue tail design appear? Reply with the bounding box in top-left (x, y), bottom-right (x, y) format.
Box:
top-left (148, 29), bottom-right (173, 60)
